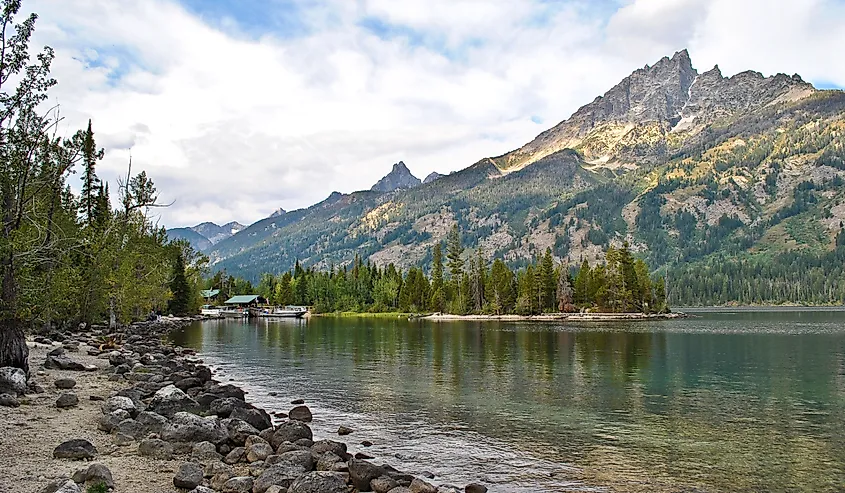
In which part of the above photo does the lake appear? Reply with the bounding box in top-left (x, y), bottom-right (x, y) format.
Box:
top-left (169, 309), bottom-right (845, 492)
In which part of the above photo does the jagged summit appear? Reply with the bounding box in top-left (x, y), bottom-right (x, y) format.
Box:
top-left (423, 172), bottom-right (444, 184)
top-left (270, 207), bottom-right (286, 218)
top-left (494, 49), bottom-right (816, 170)
top-left (371, 161), bottom-right (422, 192)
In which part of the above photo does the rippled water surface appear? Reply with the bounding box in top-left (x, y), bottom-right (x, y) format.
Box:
top-left (169, 309), bottom-right (845, 492)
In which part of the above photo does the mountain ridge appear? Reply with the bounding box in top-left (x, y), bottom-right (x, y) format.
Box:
top-left (192, 50), bottom-right (845, 304)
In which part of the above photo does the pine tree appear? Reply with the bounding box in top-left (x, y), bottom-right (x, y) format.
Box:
top-left (168, 249), bottom-right (191, 316)
top-left (540, 248), bottom-right (555, 311)
top-left (79, 120), bottom-right (104, 225)
top-left (556, 266), bottom-right (575, 312)
top-left (446, 225), bottom-right (464, 280)
top-left (574, 259), bottom-right (590, 306)
top-left (430, 242), bottom-right (445, 312)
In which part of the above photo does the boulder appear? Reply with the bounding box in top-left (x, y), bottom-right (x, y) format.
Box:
top-left (276, 449), bottom-right (315, 471)
top-left (289, 471), bottom-right (348, 493)
top-left (175, 377), bottom-right (203, 392)
top-left (53, 480), bottom-right (81, 493)
top-left (191, 441), bottom-right (222, 462)
top-left (246, 442), bottom-right (274, 462)
top-left (173, 462), bottom-right (204, 490)
top-left (253, 462), bottom-right (307, 493)
top-left (270, 421), bottom-right (313, 450)
top-left (464, 484), bottom-right (488, 493)
top-left (338, 425), bottom-right (353, 436)
top-left (225, 418), bottom-right (259, 445)
top-left (134, 411), bottom-right (168, 435)
top-left (288, 405), bottom-right (312, 422)
top-left (224, 447), bottom-right (245, 464)
top-left (206, 383), bottom-right (245, 400)
top-left (101, 396), bottom-right (137, 416)
top-left (161, 412), bottom-right (227, 445)
top-left (56, 393), bottom-right (79, 408)
top-left (138, 438), bottom-right (174, 460)
top-left (108, 351), bottom-right (128, 366)
top-left (54, 378), bottom-right (77, 389)
top-left (316, 451), bottom-right (344, 472)
top-left (372, 476), bottom-right (400, 493)
top-left (349, 458), bottom-right (385, 491)
top-left (79, 463), bottom-right (114, 490)
top-left (409, 478), bottom-right (438, 493)
top-left (98, 409), bottom-right (131, 433)
top-left (53, 439), bottom-right (97, 460)
top-left (44, 354), bottom-right (86, 371)
top-left (221, 476), bottom-right (254, 493)
top-left (311, 439), bottom-right (349, 460)
top-left (230, 406), bottom-right (272, 431)
top-left (209, 397), bottom-right (249, 418)
top-left (0, 367), bottom-right (27, 396)
top-left (0, 393), bottom-right (20, 407)
top-left (147, 385), bottom-right (199, 418)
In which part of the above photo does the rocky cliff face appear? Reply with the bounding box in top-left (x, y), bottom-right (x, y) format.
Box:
top-left (494, 49), bottom-right (816, 170)
top-left (191, 222), bottom-right (245, 245)
top-left (371, 162), bottom-right (422, 192)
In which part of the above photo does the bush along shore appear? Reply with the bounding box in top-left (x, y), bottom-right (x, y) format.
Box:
top-left (0, 317), bottom-right (489, 493)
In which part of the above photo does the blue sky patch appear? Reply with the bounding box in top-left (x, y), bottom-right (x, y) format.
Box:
top-left (531, 115), bottom-right (544, 124)
top-left (814, 80), bottom-right (844, 90)
top-left (177, 0), bottom-right (313, 39)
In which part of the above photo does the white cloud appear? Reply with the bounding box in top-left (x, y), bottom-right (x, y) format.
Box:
top-left (22, 0), bottom-right (845, 228)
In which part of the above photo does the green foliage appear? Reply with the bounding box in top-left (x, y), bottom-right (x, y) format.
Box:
top-left (86, 482), bottom-right (108, 493)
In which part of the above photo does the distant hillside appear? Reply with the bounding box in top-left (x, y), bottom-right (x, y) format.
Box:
top-left (204, 50), bottom-right (845, 305)
top-left (167, 227), bottom-right (212, 252)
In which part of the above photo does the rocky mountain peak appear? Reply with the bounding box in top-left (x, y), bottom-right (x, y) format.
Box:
top-left (269, 207), bottom-right (286, 218)
top-left (423, 172), bottom-right (444, 184)
top-left (371, 161), bottom-right (422, 192)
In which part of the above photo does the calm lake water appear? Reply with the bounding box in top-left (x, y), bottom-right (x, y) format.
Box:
top-left (169, 309), bottom-right (845, 492)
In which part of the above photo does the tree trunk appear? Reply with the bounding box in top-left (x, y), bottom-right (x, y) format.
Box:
top-left (0, 250), bottom-right (28, 376)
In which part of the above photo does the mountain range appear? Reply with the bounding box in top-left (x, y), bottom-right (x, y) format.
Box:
top-left (180, 49), bottom-right (845, 304)
top-left (167, 221), bottom-right (246, 252)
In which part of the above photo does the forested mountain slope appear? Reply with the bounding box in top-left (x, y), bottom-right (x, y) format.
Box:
top-left (205, 50), bottom-right (845, 305)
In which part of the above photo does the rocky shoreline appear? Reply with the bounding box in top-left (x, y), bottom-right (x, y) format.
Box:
top-left (0, 317), bottom-right (489, 493)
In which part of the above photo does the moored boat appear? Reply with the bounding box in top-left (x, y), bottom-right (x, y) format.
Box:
top-left (200, 305), bottom-right (222, 316)
top-left (256, 305), bottom-right (308, 319)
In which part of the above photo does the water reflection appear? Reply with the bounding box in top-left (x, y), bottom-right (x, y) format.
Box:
top-left (170, 311), bottom-right (845, 492)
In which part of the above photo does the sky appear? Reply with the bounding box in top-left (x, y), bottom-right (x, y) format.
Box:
top-left (25, 0), bottom-right (845, 228)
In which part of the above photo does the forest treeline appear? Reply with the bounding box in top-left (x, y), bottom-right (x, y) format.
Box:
top-left (0, 2), bottom-right (200, 371)
top-left (218, 226), bottom-right (669, 315)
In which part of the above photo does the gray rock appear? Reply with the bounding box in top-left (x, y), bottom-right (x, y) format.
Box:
top-left (276, 449), bottom-right (315, 471)
top-left (98, 409), bottom-right (131, 433)
top-left (189, 487), bottom-right (216, 493)
top-left (101, 396), bottom-right (137, 416)
top-left (175, 377), bottom-right (202, 391)
top-left (0, 367), bottom-right (27, 396)
top-left (224, 447), bottom-right (245, 464)
top-left (205, 461), bottom-right (235, 479)
top-left (139, 438), bottom-right (175, 460)
top-left (191, 441), bottom-right (222, 462)
top-left (80, 463), bottom-right (114, 489)
top-left (265, 487), bottom-right (286, 493)
top-left (108, 351), bottom-right (128, 366)
top-left (311, 440), bottom-right (349, 460)
top-left (38, 477), bottom-right (71, 493)
top-left (0, 393), bottom-right (20, 407)
top-left (135, 411), bottom-right (168, 435)
top-left (436, 487), bottom-right (461, 493)
top-left (114, 432), bottom-right (134, 446)
top-left (349, 458), bottom-right (385, 491)
top-left (162, 412), bottom-right (228, 445)
top-left (270, 421), bottom-right (313, 450)
top-left (222, 476), bottom-right (254, 493)
top-left (230, 406), bottom-right (272, 431)
top-left (225, 418), bottom-right (259, 445)
top-left (288, 405), bottom-right (312, 422)
top-left (53, 439), bottom-right (97, 460)
top-left (44, 354), bottom-right (86, 371)
top-left (148, 385), bottom-right (200, 418)
top-left (173, 462), bottom-right (204, 490)
top-left (464, 484), bottom-right (488, 493)
top-left (253, 462), bottom-right (307, 493)
top-left (53, 480), bottom-right (81, 493)
top-left (56, 393), bottom-right (79, 408)
top-left (372, 476), bottom-right (400, 493)
top-left (316, 451), bottom-right (344, 472)
top-left (387, 488), bottom-right (411, 493)
top-left (209, 397), bottom-right (249, 418)
top-left (409, 478), bottom-right (437, 493)
top-left (246, 442), bottom-right (274, 462)
top-left (289, 471), bottom-right (348, 493)
top-left (337, 425), bottom-right (353, 436)
top-left (54, 378), bottom-right (77, 389)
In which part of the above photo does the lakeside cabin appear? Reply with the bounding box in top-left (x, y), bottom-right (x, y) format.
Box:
top-left (221, 295), bottom-right (268, 318)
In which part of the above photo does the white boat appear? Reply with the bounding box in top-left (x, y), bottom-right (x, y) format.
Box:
top-left (219, 307), bottom-right (248, 318)
top-left (256, 305), bottom-right (308, 319)
top-left (200, 305), bottom-right (222, 316)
